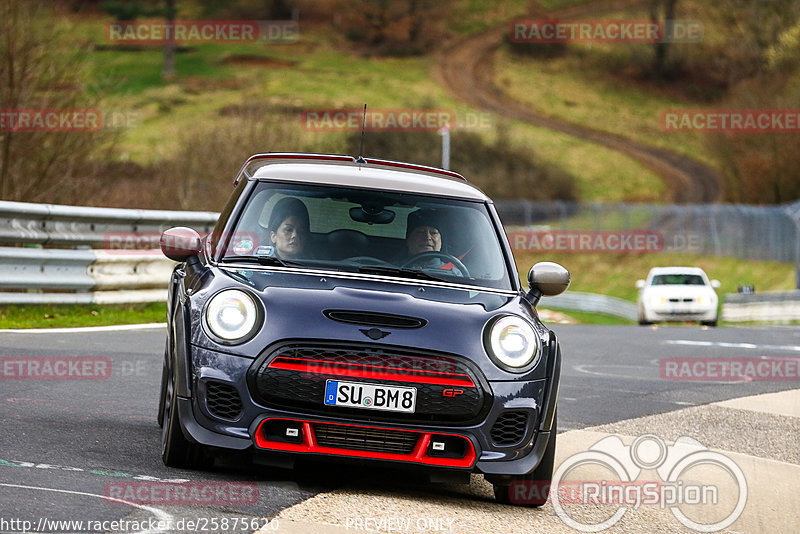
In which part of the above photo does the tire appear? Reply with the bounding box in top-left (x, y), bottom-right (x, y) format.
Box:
top-left (701, 320), bottom-right (718, 327)
top-left (160, 366), bottom-right (210, 469)
top-left (157, 351), bottom-right (168, 427)
top-left (493, 415), bottom-right (557, 507)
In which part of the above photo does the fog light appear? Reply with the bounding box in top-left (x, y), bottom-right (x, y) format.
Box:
top-left (262, 419), bottom-right (303, 444)
top-left (427, 435), bottom-right (468, 458)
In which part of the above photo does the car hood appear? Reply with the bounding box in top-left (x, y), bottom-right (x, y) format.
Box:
top-left (189, 267), bottom-right (543, 381)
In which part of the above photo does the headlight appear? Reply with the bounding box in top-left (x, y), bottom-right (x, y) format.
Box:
top-left (204, 289), bottom-right (260, 343)
top-left (485, 315), bottom-right (541, 372)
top-left (697, 295), bottom-right (715, 305)
top-left (649, 295), bottom-right (666, 306)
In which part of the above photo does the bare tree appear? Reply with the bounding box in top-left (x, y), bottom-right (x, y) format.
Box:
top-left (163, 0), bottom-right (176, 79)
top-left (649, 0), bottom-right (678, 78)
top-left (0, 0), bottom-right (111, 203)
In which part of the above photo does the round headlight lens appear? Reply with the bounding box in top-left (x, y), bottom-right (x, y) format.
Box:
top-left (205, 289), bottom-right (259, 342)
top-left (487, 316), bottom-right (540, 371)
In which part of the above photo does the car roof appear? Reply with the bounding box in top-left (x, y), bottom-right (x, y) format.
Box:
top-left (648, 267), bottom-right (707, 276)
top-left (236, 153), bottom-right (491, 202)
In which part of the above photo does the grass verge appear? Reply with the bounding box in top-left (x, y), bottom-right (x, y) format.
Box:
top-left (541, 309), bottom-right (636, 325)
top-left (514, 252), bottom-right (795, 302)
top-left (0, 303), bottom-right (166, 329)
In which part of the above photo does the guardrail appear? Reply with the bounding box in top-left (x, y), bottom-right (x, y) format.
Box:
top-left (0, 200), bottom-right (218, 247)
top-left (722, 291), bottom-right (800, 323)
top-left (1, 199), bottom-right (798, 322)
top-left (0, 247), bottom-right (178, 305)
top-left (539, 291), bottom-right (638, 321)
top-left (0, 200), bottom-right (218, 304)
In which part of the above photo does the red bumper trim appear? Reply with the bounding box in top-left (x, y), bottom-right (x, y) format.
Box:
top-left (254, 417), bottom-right (476, 468)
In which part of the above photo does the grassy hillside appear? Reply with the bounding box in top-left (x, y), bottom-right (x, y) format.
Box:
top-left (63, 8), bottom-right (666, 206)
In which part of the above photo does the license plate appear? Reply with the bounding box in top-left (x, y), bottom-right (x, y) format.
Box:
top-left (324, 380), bottom-right (416, 413)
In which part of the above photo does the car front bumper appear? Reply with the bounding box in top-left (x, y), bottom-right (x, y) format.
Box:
top-left (176, 343), bottom-right (559, 477)
top-left (642, 304), bottom-right (717, 322)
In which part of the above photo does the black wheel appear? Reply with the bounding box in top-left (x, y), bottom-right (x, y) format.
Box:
top-left (401, 251), bottom-right (469, 277)
top-left (160, 366), bottom-right (209, 469)
top-left (493, 415), bottom-right (557, 507)
top-left (638, 319), bottom-right (652, 326)
top-left (701, 320), bottom-right (718, 327)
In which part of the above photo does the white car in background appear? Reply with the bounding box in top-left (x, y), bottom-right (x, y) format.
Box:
top-left (636, 267), bottom-right (720, 326)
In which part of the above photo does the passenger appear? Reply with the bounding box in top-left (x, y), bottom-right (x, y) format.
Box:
top-left (267, 197), bottom-right (310, 259)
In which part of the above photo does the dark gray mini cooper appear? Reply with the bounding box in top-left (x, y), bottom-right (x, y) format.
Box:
top-left (158, 153), bottom-right (570, 506)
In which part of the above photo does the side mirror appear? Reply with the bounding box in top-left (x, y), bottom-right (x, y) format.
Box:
top-left (160, 227), bottom-right (202, 262)
top-left (711, 279), bottom-right (721, 289)
top-left (636, 280), bottom-right (645, 289)
top-left (526, 262), bottom-right (570, 306)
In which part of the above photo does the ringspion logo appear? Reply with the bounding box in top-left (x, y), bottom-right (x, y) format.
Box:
top-left (551, 434), bottom-right (747, 532)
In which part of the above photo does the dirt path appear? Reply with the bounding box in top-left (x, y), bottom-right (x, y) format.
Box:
top-left (433, 0), bottom-right (721, 202)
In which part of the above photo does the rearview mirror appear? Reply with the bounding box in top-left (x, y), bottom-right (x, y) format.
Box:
top-left (160, 227), bottom-right (202, 262)
top-left (526, 262), bottom-right (570, 306)
top-left (636, 279), bottom-right (645, 289)
top-left (349, 206), bottom-right (395, 224)
top-left (711, 279), bottom-right (721, 289)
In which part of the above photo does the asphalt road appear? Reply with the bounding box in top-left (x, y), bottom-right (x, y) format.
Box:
top-left (0, 324), bottom-right (798, 532)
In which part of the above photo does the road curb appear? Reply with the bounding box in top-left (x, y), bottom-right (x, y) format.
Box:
top-left (269, 390), bottom-right (799, 533)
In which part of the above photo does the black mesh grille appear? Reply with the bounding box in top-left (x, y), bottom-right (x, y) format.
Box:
top-left (248, 343), bottom-right (489, 425)
top-left (205, 381), bottom-right (243, 420)
top-left (491, 411), bottom-right (529, 446)
top-left (314, 423), bottom-right (419, 455)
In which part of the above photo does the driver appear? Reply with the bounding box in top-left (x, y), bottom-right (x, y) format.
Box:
top-left (402, 209), bottom-right (457, 273)
top-left (406, 209), bottom-right (442, 256)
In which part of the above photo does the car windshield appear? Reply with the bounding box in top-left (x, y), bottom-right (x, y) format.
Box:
top-left (651, 274), bottom-right (706, 286)
top-left (217, 181), bottom-right (513, 290)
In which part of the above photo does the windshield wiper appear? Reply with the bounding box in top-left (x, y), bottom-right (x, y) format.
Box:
top-left (357, 265), bottom-right (449, 283)
top-left (219, 255), bottom-right (301, 267)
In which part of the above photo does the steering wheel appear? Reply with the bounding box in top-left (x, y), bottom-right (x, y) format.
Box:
top-left (401, 252), bottom-right (470, 277)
